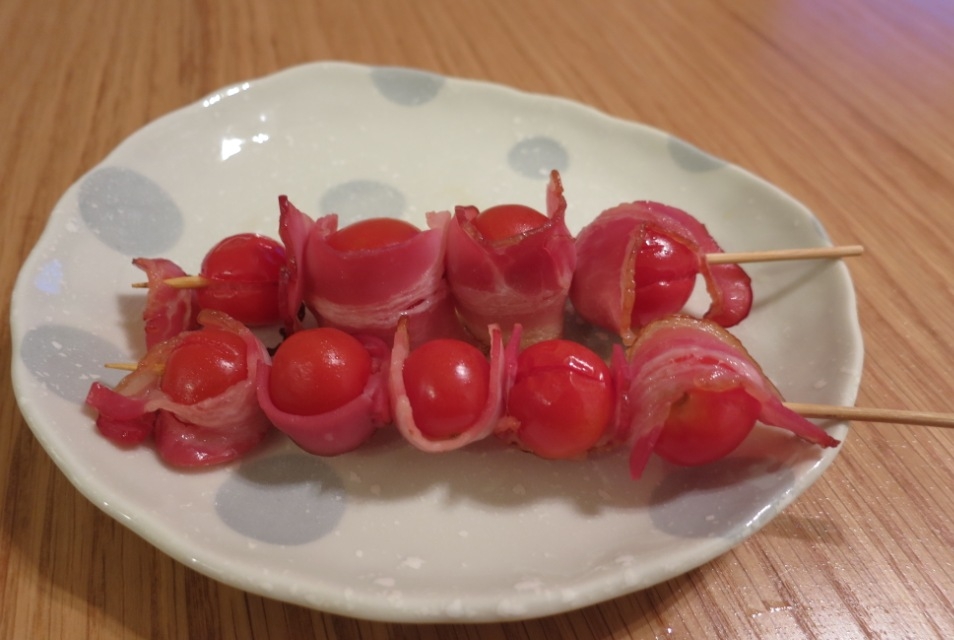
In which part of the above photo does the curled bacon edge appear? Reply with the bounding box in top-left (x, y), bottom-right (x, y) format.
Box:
top-left (571, 202), bottom-right (753, 345)
top-left (85, 310), bottom-right (272, 467)
top-left (618, 315), bottom-right (841, 479)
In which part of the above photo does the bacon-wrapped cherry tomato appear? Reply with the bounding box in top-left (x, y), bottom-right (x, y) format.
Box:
top-left (195, 233), bottom-right (286, 326)
top-left (401, 338), bottom-right (490, 439)
top-left (505, 339), bottom-right (615, 459)
top-left (652, 386), bottom-right (762, 466)
top-left (160, 328), bottom-right (249, 404)
top-left (472, 204), bottom-right (549, 242)
top-left (631, 230), bottom-right (698, 327)
top-left (267, 327), bottom-right (372, 416)
top-left (325, 218), bottom-right (421, 251)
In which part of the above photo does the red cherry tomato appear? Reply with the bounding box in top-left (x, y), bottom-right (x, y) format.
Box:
top-left (631, 229), bottom-right (699, 327)
top-left (268, 328), bottom-right (372, 416)
top-left (402, 339), bottom-right (490, 439)
top-left (325, 218), bottom-right (421, 251)
top-left (506, 340), bottom-right (614, 459)
top-left (653, 386), bottom-right (761, 466)
top-left (196, 233), bottom-right (286, 326)
top-left (473, 204), bottom-right (549, 242)
top-left (160, 329), bottom-right (249, 405)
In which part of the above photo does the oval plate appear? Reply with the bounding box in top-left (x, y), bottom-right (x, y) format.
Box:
top-left (10, 61), bottom-right (862, 623)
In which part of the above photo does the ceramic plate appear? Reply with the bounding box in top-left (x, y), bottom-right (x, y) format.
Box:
top-left (10, 61), bottom-right (862, 622)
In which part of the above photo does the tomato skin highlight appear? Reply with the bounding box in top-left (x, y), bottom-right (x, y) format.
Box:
top-left (160, 329), bottom-right (249, 405)
top-left (631, 230), bottom-right (698, 327)
top-left (653, 386), bottom-right (761, 466)
top-left (325, 218), bottom-right (421, 252)
top-left (402, 339), bottom-right (490, 439)
top-left (473, 204), bottom-right (549, 242)
top-left (506, 340), bottom-right (614, 459)
top-left (196, 233), bottom-right (286, 326)
top-left (268, 328), bottom-right (373, 416)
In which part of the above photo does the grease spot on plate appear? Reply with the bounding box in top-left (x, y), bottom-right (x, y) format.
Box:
top-left (78, 166), bottom-right (183, 255)
top-left (215, 453), bottom-right (347, 545)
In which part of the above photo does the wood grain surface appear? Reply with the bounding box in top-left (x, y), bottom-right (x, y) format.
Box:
top-left (2, 1), bottom-right (953, 638)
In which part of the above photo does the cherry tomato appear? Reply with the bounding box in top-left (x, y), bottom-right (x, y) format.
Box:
top-left (631, 229), bottom-right (699, 327)
top-left (160, 329), bottom-right (249, 405)
top-left (268, 328), bottom-right (372, 415)
top-left (402, 339), bottom-right (490, 439)
top-left (473, 204), bottom-right (549, 242)
top-left (653, 386), bottom-right (761, 466)
top-left (325, 218), bottom-right (420, 251)
top-left (506, 340), bottom-right (614, 459)
top-left (196, 233), bottom-right (286, 326)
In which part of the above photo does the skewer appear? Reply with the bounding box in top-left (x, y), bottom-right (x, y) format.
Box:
top-left (706, 244), bottom-right (864, 265)
top-left (99, 360), bottom-right (953, 429)
top-left (784, 403), bottom-right (954, 428)
top-left (131, 275), bottom-right (210, 289)
top-left (130, 246), bottom-right (863, 289)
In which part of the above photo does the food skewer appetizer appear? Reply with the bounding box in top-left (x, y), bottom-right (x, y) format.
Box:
top-left (88, 310), bottom-right (272, 467)
top-left (277, 196), bottom-right (468, 347)
top-left (444, 170), bottom-right (576, 347)
top-left (132, 233), bottom-right (286, 327)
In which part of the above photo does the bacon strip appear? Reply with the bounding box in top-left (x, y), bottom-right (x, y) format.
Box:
top-left (280, 197), bottom-right (466, 346)
top-left (132, 257), bottom-right (199, 348)
top-left (256, 334), bottom-right (392, 456)
top-left (619, 315), bottom-right (840, 478)
top-left (388, 319), bottom-right (519, 452)
top-left (445, 171), bottom-right (576, 346)
top-left (85, 310), bottom-right (272, 466)
top-left (571, 202), bottom-right (752, 344)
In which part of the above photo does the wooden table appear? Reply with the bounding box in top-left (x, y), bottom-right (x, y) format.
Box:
top-left (3, 1), bottom-right (953, 637)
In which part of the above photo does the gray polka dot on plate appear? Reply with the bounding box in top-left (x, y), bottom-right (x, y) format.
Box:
top-left (508, 136), bottom-right (569, 179)
top-left (79, 166), bottom-right (183, 256)
top-left (667, 137), bottom-right (726, 173)
top-left (215, 453), bottom-right (347, 545)
top-left (370, 66), bottom-right (445, 106)
top-left (648, 456), bottom-right (794, 539)
top-left (19, 324), bottom-right (128, 404)
top-left (319, 179), bottom-right (406, 224)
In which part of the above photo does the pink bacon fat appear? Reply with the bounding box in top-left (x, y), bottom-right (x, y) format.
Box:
top-left (133, 257), bottom-right (199, 348)
top-left (570, 202), bottom-right (753, 345)
top-left (445, 170), bottom-right (576, 347)
top-left (619, 315), bottom-right (840, 479)
top-left (388, 318), bottom-right (519, 452)
top-left (277, 196), bottom-right (316, 335)
top-left (85, 310), bottom-right (272, 467)
top-left (280, 196), bottom-right (465, 347)
top-left (256, 334), bottom-right (392, 456)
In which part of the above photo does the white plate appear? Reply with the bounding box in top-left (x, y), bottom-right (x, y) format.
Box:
top-left (10, 61), bottom-right (863, 622)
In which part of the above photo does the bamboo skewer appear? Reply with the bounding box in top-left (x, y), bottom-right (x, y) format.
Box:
top-left (131, 275), bottom-right (210, 289)
top-left (706, 244), bottom-right (864, 265)
top-left (129, 246), bottom-right (865, 289)
top-left (784, 403), bottom-right (954, 428)
top-left (101, 359), bottom-right (954, 429)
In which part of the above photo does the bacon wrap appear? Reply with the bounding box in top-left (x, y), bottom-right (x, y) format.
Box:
top-left (283, 197), bottom-right (466, 347)
top-left (445, 171), bottom-right (576, 346)
top-left (256, 334), bottom-right (392, 456)
top-left (84, 310), bottom-right (272, 466)
top-left (570, 202), bottom-right (752, 344)
top-left (277, 196), bottom-right (315, 335)
top-left (388, 319), bottom-right (520, 452)
top-left (132, 257), bottom-right (199, 348)
top-left (619, 315), bottom-right (840, 478)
